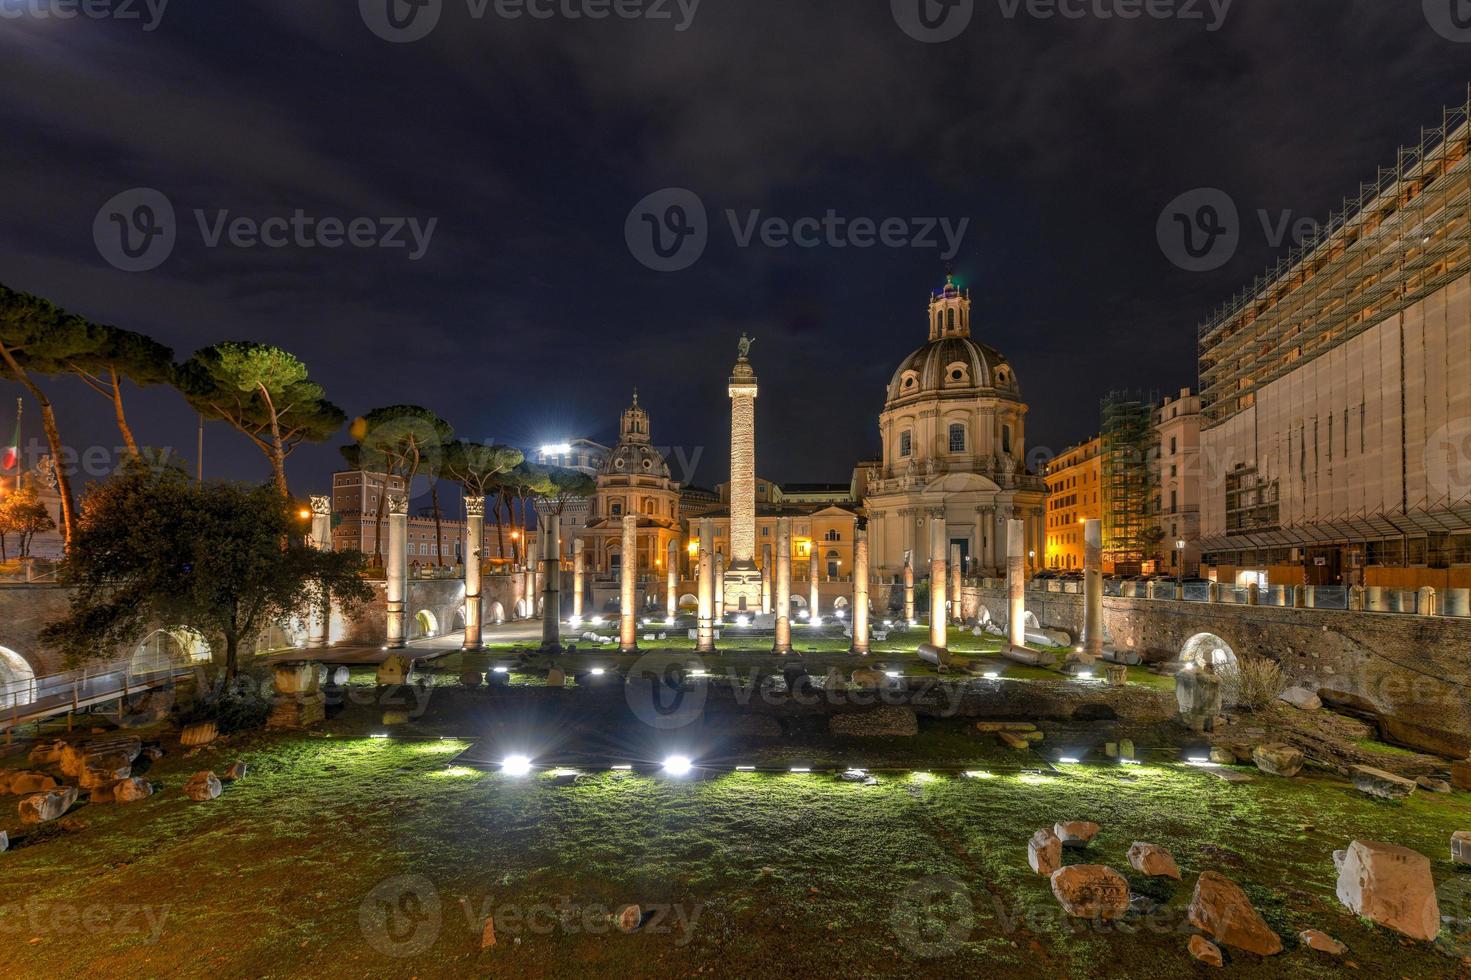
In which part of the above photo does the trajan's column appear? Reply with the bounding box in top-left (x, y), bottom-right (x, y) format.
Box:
top-left (724, 334), bottom-right (763, 613)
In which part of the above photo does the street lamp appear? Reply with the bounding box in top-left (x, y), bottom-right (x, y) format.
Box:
top-left (1176, 539), bottom-right (1186, 597)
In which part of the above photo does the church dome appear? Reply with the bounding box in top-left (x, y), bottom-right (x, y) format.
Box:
top-left (604, 440), bottom-right (670, 478)
top-left (886, 335), bottom-right (1019, 404)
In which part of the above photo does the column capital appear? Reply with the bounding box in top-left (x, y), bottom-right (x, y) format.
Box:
top-left (310, 495), bottom-right (331, 516)
top-left (464, 495), bottom-right (486, 517)
top-left (386, 493), bottom-right (408, 516)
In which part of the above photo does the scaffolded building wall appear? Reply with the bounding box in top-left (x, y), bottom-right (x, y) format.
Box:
top-left (1100, 391), bottom-right (1156, 573)
top-left (1196, 89), bottom-right (1471, 584)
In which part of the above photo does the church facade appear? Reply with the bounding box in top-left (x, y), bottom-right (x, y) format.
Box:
top-left (862, 276), bottom-right (1047, 578)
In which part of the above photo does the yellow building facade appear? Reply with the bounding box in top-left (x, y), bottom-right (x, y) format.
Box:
top-left (1044, 437), bottom-right (1101, 571)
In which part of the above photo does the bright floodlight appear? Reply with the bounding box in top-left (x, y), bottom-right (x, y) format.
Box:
top-left (884, 670), bottom-right (901, 678)
top-left (1059, 757), bottom-right (1081, 764)
top-left (502, 754), bottom-right (533, 776)
top-left (983, 671), bottom-right (1000, 679)
top-left (493, 666), bottom-right (509, 674)
top-left (664, 616), bottom-right (675, 626)
top-left (541, 443), bottom-right (572, 456)
top-left (663, 755), bottom-right (693, 776)
top-left (835, 609), bottom-right (846, 620)
top-left (1186, 756), bottom-right (1211, 765)
top-left (590, 667), bottom-right (606, 676)
top-left (735, 615), bottom-right (749, 627)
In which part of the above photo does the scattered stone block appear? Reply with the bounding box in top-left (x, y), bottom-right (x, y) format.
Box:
top-left (0, 830), bottom-right (7, 851)
top-left (829, 707), bottom-right (918, 737)
top-left (1187, 935), bottom-right (1223, 967)
top-left (180, 722), bottom-right (218, 747)
top-left (1187, 871), bottom-right (1282, 956)
top-left (113, 777), bottom-right (154, 804)
top-left (1209, 747), bottom-right (1235, 765)
top-left (8, 772), bottom-right (59, 795)
top-left (184, 771), bottom-right (223, 802)
top-left (79, 753), bottom-right (132, 790)
top-left (1105, 742), bottom-right (1118, 758)
top-left (1105, 664), bottom-right (1128, 687)
top-left (27, 740), bottom-right (66, 766)
top-left (917, 643), bottom-right (951, 668)
top-left (1298, 929), bottom-right (1346, 955)
top-left (19, 786), bottom-right (79, 825)
top-left (1453, 831), bottom-right (1471, 866)
top-left (616, 904), bottom-right (642, 933)
top-left (1335, 839), bottom-right (1439, 941)
top-left (1351, 765), bottom-right (1417, 800)
top-left (1002, 645), bottom-right (1057, 668)
top-left (975, 721), bottom-right (1035, 733)
top-left (850, 668), bottom-right (884, 689)
top-left (1416, 776), bottom-right (1451, 793)
top-left (377, 654), bottom-right (414, 686)
top-left (1452, 760), bottom-right (1471, 792)
top-left (1251, 743), bottom-right (1303, 778)
top-left (1278, 686), bottom-right (1322, 710)
top-left (1028, 828), bottom-right (1061, 875)
top-left (61, 735), bottom-right (142, 777)
top-left (998, 731), bottom-right (1029, 750)
top-left (1049, 865), bottom-right (1130, 920)
top-left (382, 710), bottom-right (410, 726)
top-left (1127, 842), bottom-right (1181, 880)
top-left (1118, 739), bottom-right (1134, 760)
top-left (459, 669), bottom-right (483, 688)
top-left (223, 761), bottom-right (248, 782)
top-left (1054, 821), bottom-right (1100, 849)
top-left (546, 668), bottom-right (566, 688)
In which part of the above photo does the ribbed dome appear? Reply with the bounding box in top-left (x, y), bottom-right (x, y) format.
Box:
top-left (886, 336), bottom-right (1019, 405)
top-left (603, 441), bottom-right (670, 479)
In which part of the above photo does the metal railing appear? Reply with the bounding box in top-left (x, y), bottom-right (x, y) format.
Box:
top-left (994, 576), bottom-right (1468, 618)
top-left (1, 654), bottom-right (198, 733)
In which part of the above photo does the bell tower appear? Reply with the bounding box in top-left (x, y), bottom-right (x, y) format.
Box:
top-left (619, 389), bottom-right (650, 444)
top-left (927, 273), bottom-right (972, 341)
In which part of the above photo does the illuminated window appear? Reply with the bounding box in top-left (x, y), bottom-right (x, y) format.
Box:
top-left (949, 423), bottom-right (965, 453)
top-left (899, 431), bottom-right (912, 457)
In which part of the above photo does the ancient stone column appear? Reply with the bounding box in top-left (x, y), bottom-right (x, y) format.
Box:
top-left (307, 495), bottom-right (332, 649)
top-left (1007, 519), bottom-right (1026, 649)
top-left (696, 518), bottom-right (715, 652)
top-left (462, 496), bottom-right (486, 650)
top-left (761, 542), bottom-right (773, 614)
top-left (714, 550), bottom-right (725, 616)
top-left (1082, 518), bottom-right (1103, 661)
top-left (903, 557), bottom-right (915, 622)
top-left (725, 340), bottom-right (762, 613)
top-left (572, 538), bottom-right (585, 622)
top-left (774, 517), bottom-right (792, 654)
top-left (619, 514), bottom-right (638, 653)
top-left (949, 544), bottom-right (963, 625)
top-left (929, 515), bottom-right (947, 650)
top-left (385, 493), bottom-right (408, 649)
top-left (852, 528), bottom-right (870, 655)
top-left (808, 543), bottom-right (820, 620)
top-left (541, 513), bottom-right (562, 653)
top-left (665, 539), bottom-right (678, 620)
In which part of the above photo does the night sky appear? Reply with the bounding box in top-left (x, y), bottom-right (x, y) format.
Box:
top-left (1, 2), bottom-right (1467, 499)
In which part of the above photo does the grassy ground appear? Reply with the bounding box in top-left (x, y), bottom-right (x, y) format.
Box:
top-left (4, 701), bottom-right (1470, 979)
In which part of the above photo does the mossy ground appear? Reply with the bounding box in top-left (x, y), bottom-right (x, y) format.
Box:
top-left (4, 691), bottom-right (1470, 979)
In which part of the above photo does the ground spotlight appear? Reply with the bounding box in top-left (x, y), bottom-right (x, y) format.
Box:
top-left (502, 754), bottom-right (533, 776)
top-left (663, 755), bottom-right (693, 776)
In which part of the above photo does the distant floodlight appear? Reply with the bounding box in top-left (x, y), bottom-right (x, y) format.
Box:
top-left (797, 609), bottom-right (810, 620)
top-left (611, 764), bottom-right (633, 771)
top-left (591, 616), bottom-right (604, 626)
top-left (735, 615), bottom-right (750, 627)
top-left (812, 615), bottom-right (823, 627)
top-left (735, 765), bottom-right (756, 771)
top-left (493, 666), bottom-right (509, 674)
top-left (963, 770), bottom-right (994, 779)
top-left (590, 668), bottom-right (606, 676)
top-left (370, 733), bottom-right (389, 740)
top-left (663, 755), bottom-right (693, 776)
top-left (502, 754), bottom-right (532, 776)
top-left (1120, 758), bottom-right (1142, 765)
top-left (835, 609), bottom-right (846, 620)
top-left (790, 766), bottom-right (811, 773)
top-left (884, 670), bottom-right (901, 679)
top-left (1059, 757), bottom-right (1081, 765)
top-left (1186, 756), bottom-right (1210, 765)
top-left (541, 443), bottom-right (572, 456)
top-left (1076, 670), bottom-right (1094, 680)
top-left (908, 619), bottom-right (919, 628)
top-left (664, 616), bottom-right (675, 626)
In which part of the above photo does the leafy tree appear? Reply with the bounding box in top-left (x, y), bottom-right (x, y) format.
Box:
top-left (61, 326), bottom-right (174, 459)
top-left (347, 406), bottom-right (452, 565)
top-left (444, 441), bottom-right (524, 565)
top-left (42, 463), bottom-right (374, 678)
top-left (528, 464), bottom-right (596, 519)
top-left (0, 283), bottom-right (111, 546)
top-left (0, 484), bottom-right (55, 560)
top-left (175, 343), bottom-right (345, 499)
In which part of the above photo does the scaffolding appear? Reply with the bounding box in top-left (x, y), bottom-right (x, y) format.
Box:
top-left (1100, 391), bottom-right (1156, 573)
top-left (1199, 85), bottom-right (1471, 426)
